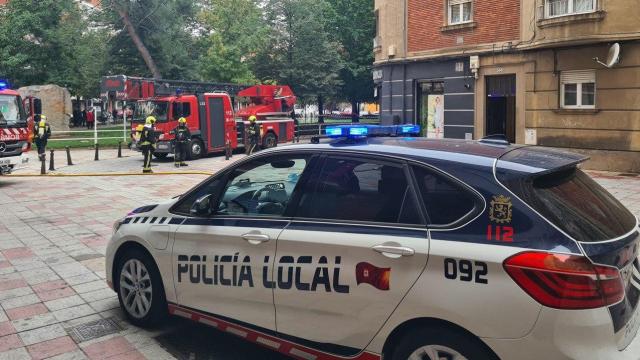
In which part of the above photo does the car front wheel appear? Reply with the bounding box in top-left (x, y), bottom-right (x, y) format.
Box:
top-left (391, 327), bottom-right (498, 360)
top-left (116, 248), bottom-right (167, 327)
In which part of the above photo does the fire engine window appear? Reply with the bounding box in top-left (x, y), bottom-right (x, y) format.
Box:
top-left (172, 102), bottom-right (191, 119)
top-left (412, 166), bottom-right (478, 226)
top-left (296, 157), bottom-right (424, 225)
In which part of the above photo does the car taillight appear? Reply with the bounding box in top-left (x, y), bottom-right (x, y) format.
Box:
top-left (504, 251), bottom-right (624, 310)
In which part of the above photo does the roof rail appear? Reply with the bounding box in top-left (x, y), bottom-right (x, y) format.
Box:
top-left (479, 134), bottom-right (510, 146)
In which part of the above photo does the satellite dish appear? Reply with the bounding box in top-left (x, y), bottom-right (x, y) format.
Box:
top-left (594, 43), bottom-right (621, 68)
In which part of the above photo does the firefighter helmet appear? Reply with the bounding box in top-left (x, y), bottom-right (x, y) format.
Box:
top-left (249, 115), bottom-right (257, 123)
top-left (146, 116), bottom-right (157, 125)
top-left (178, 117), bottom-right (187, 124)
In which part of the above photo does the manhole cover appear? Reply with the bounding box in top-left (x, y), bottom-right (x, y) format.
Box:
top-left (67, 318), bottom-right (122, 343)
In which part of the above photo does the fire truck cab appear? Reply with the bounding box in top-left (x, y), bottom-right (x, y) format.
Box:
top-left (0, 80), bottom-right (38, 175)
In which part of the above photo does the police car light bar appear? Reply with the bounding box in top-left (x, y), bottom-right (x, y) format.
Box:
top-left (325, 124), bottom-right (421, 139)
top-left (0, 80), bottom-right (9, 90)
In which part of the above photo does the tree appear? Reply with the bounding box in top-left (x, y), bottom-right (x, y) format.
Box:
top-left (326, 0), bottom-right (375, 122)
top-left (100, 0), bottom-right (199, 79)
top-left (257, 0), bottom-right (343, 120)
top-left (197, 0), bottom-right (267, 84)
top-left (0, 0), bottom-right (106, 96)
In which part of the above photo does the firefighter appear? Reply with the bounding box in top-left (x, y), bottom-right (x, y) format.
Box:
top-left (247, 115), bottom-right (261, 155)
top-left (33, 115), bottom-right (51, 161)
top-left (172, 117), bottom-right (191, 168)
top-left (140, 116), bottom-right (157, 174)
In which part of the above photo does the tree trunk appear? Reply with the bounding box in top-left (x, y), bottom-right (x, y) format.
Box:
top-left (117, 8), bottom-right (162, 79)
top-left (318, 95), bottom-right (324, 124)
top-left (351, 101), bottom-right (359, 123)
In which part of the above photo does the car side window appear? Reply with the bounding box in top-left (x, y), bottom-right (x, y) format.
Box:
top-left (296, 157), bottom-right (423, 225)
top-left (171, 176), bottom-right (227, 216)
top-left (412, 165), bottom-right (478, 226)
top-left (216, 155), bottom-right (310, 217)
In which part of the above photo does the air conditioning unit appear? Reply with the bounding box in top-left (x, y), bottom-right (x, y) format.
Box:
top-left (388, 45), bottom-right (396, 57)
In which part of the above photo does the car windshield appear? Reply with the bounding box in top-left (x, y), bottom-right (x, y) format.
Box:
top-left (134, 101), bottom-right (169, 123)
top-left (0, 95), bottom-right (25, 126)
top-left (500, 166), bottom-right (637, 242)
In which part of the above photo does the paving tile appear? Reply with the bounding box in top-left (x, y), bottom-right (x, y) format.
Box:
top-left (0, 288), bottom-right (33, 302)
top-left (0, 249), bottom-right (34, 261)
top-left (44, 295), bottom-right (85, 312)
top-left (81, 336), bottom-right (135, 360)
top-left (36, 287), bottom-right (76, 302)
top-left (0, 311), bottom-right (6, 323)
top-left (11, 313), bottom-right (59, 333)
top-left (0, 334), bottom-right (23, 352)
top-left (0, 346), bottom-right (31, 360)
top-left (0, 280), bottom-right (28, 292)
top-left (87, 298), bottom-right (119, 314)
top-left (26, 336), bottom-right (77, 360)
top-left (79, 289), bottom-right (114, 304)
top-left (5, 304), bottom-right (49, 321)
top-left (18, 323), bottom-right (66, 346)
top-left (52, 304), bottom-right (96, 323)
top-left (0, 295), bottom-right (41, 311)
top-left (0, 262), bottom-right (11, 270)
top-left (32, 280), bottom-right (67, 294)
top-left (47, 349), bottom-right (88, 360)
top-left (71, 282), bottom-right (107, 295)
top-left (0, 323), bottom-right (15, 338)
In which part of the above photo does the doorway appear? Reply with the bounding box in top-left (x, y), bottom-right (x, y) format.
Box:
top-left (485, 75), bottom-right (516, 143)
top-left (416, 81), bottom-right (445, 138)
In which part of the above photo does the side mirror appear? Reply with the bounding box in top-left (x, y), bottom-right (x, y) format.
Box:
top-left (190, 194), bottom-right (213, 216)
top-left (33, 98), bottom-right (42, 115)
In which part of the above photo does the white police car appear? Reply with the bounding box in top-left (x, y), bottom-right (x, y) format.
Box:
top-left (106, 125), bottom-right (640, 360)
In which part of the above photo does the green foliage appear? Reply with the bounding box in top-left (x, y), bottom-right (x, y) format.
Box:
top-left (256, 0), bottom-right (343, 102)
top-left (100, 0), bottom-right (199, 79)
top-left (0, 0), bottom-right (107, 95)
top-left (198, 0), bottom-right (266, 84)
top-left (326, 0), bottom-right (375, 104)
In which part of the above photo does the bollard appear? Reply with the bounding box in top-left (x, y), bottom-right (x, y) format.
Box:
top-left (225, 142), bottom-right (231, 160)
top-left (65, 147), bottom-right (73, 166)
top-left (94, 144), bottom-right (99, 161)
top-left (49, 149), bottom-right (55, 171)
top-left (40, 156), bottom-right (46, 175)
top-left (117, 141), bottom-right (122, 158)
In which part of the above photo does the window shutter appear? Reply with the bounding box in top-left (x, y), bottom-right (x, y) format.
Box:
top-left (561, 70), bottom-right (596, 84)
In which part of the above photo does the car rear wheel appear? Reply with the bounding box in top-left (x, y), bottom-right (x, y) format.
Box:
top-left (391, 327), bottom-right (498, 360)
top-left (116, 248), bottom-right (167, 327)
top-left (188, 138), bottom-right (204, 160)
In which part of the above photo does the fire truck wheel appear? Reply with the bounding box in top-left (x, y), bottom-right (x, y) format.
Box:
top-left (153, 153), bottom-right (168, 160)
top-left (188, 139), bottom-right (204, 160)
top-left (262, 132), bottom-right (278, 149)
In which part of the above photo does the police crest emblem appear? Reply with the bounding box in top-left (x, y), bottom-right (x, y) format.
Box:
top-left (489, 195), bottom-right (513, 224)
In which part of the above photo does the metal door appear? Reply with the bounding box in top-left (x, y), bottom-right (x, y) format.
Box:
top-left (207, 97), bottom-right (225, 150)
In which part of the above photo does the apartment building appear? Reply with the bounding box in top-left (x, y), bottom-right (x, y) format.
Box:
top-left (374, 0), bottom-right (640, 172)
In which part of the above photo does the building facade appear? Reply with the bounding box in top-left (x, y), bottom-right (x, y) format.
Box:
top-left (374, 0), bottom-right (640, 172)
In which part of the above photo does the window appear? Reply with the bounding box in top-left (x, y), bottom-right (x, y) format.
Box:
top-left (449, 0), bottom-right (472, 25)
top-left (172, 102), bottom-right (191, 120)
top-left (217, 156), bottom-right (309, 217)
top-left (546, 0), bottom-right (595, 18)
top-left (296, 157), bottom-right (423, 225)
top-left (0, 95), bottom-right (26, 125)
top-left (561, 70), bottom-right (596, 109)
top-left (412, 166), bottom-right (478, 226)
top-left (499, 167), bottom-right (636, 242)
top-left (172, 155), bottom-right (310, 217)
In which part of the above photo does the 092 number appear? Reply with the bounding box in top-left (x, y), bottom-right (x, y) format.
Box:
top-left (444, 258), bottom-right (488, 284)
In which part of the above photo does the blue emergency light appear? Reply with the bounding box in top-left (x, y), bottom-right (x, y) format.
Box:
top-left (0, 80), bottom-right (9, 90)
top-left (325, 124), bottom-right (421, 139)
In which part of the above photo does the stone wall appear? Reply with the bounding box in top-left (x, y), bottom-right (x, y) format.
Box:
top-left (18, 85), bottom-right (72, 130)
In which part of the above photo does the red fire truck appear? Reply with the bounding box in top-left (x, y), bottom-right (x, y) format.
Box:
top-left (100, 76), bottom-right (296, 159)
top-left (0, 79), bottom-right (39, 175)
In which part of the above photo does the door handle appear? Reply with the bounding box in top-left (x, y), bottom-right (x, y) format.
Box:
top-left (241, 233), bottom-right (270, 244)
top-left (372, 245), bottom-right (415, 258)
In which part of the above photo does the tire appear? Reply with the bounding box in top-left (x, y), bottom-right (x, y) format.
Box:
top-left (262, 132), bottom-right (277, 149)
top-left (188, 138), bottom-right (204, 160)
top-left (115, 248), bottom-right (167, 328)
top-left (153, 153), bottom-right (168, 160)
top-left (391, 327), bottom-right (498, 360)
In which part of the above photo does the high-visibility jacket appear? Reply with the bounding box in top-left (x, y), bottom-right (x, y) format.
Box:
top-left (140, 125), bottom-right (156, 147)
top-left (34, 120), bottom-right (51, 141)
top-left (172, 125), bottom-right (191, 143)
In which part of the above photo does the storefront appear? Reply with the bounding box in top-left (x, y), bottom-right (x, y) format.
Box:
top-left (374, 58), bottom-right (476, 139)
